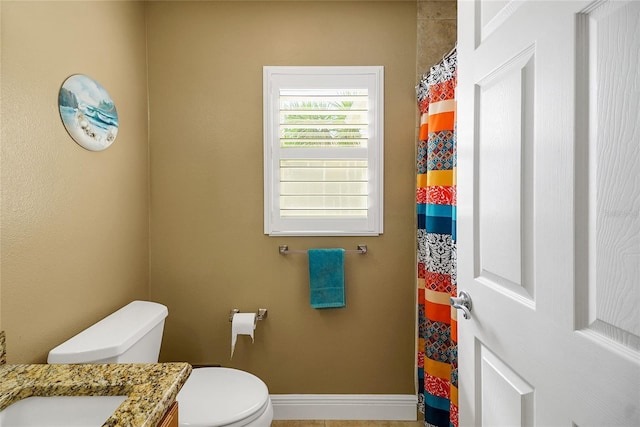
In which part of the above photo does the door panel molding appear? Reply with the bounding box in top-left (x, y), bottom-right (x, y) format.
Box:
top-left (477, 340), bottom-right (535, 427)
top-left (573, 0), bottom-right (640, 353)
top-left (475, 45), bottom-right (536, 306)
top-left (475, 0), bottom-right (526, 47)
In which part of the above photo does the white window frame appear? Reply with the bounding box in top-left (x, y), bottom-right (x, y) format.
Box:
top-left (263, 66), bottom-right (384, 236)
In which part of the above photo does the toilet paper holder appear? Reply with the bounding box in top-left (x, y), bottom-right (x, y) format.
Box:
top-left (229, 308), bottom-right (268, 322)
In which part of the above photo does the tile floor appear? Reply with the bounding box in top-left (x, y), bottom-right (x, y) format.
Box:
top-left (271, 421), bottom-right (423, 427)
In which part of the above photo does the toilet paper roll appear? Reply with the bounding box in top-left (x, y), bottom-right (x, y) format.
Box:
top-left (230, 312), bottom-right (257, 359)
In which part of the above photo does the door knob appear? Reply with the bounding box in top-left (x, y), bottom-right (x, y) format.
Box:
top-left (450, 291), bottom-right (473, 320)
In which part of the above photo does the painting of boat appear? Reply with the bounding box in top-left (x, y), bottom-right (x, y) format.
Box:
top-left (58, 74), bottom-right (118, 151)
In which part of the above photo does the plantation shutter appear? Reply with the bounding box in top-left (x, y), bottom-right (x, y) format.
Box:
top-left (280, 88), bottom-right (369, 218)
top-left (264, 66), bottom-right (383, 236)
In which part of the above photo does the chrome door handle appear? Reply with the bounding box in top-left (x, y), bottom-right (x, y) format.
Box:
top-left (450, 291), bottom-right (473, 320)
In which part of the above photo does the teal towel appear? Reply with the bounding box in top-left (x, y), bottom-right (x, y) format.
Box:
top-left (308, 248), bottom-right (346, 309)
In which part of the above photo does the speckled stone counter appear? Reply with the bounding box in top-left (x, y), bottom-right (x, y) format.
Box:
top-left (0, 331), bottom-right (6, 365)
top-left (0, 361), bottom-right (192, 427)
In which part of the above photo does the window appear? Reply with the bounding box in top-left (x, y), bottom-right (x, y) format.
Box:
top-left (263, 66), bottom-right (384, 236)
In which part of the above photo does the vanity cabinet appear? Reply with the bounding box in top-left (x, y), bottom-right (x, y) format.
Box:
top-left (157, 401), bottom-right (178, 427)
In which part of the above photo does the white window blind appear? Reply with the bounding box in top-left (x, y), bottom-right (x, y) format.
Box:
top-left (264, 66), bottom-right (384, 236)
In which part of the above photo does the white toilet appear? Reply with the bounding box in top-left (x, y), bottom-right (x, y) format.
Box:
top-left (47, 300), bottom-right (274, 427)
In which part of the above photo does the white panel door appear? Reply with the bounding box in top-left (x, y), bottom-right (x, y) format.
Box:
top-left (456, 0), bottom-right (640, 426)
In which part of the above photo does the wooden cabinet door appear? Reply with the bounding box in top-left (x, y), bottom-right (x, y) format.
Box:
top-left (157, 401), bottom-right (178, 427)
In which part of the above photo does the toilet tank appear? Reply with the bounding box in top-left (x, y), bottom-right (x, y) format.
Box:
top-left (47, 301), bottom-right (168, 364)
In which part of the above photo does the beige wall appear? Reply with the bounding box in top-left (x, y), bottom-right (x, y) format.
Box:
top-left (0, 0), bottom-right (422, 395)
top-left (147, 1), bottom-right (417, 394)
top-left (0, 0), bottom-right (149, 363)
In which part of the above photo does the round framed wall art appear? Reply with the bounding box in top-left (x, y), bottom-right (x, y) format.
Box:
top-left (58, 74), bottom-right (119, 151)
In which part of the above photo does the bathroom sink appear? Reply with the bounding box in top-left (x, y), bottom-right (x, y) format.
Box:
top-left (0, 395), bottom-right (127, 426)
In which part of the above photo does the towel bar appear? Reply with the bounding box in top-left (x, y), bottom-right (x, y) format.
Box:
top-left (278, 245), bottom-right (367, 255)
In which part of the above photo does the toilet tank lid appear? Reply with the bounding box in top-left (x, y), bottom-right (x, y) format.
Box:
top-left (47, 301), bottom-right (168, 364)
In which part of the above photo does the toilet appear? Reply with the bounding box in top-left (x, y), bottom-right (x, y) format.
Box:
top-left (47, 300), bottom-right (274, 427)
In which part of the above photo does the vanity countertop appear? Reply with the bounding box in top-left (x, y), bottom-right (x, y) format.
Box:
top-left (0, 361), bottom-right (192, 427)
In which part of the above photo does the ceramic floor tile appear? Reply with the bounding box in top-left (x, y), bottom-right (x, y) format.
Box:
top-left (326, 422), bottom-right (386, 427)
top-left (325, 422), bottom-right (422, 427)
top-left (388, 423), bottom-right (424, 427)
top-left (271, 421), bottom-right (325, 427)
top-left (272, 420), bottom-right (423, 427)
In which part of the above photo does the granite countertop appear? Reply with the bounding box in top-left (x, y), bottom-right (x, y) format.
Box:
top-left (0, 333), bottom-right (192, 427)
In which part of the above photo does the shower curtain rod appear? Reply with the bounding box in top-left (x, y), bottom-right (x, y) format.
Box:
top-left (443, 43), bottom-right (457, 61)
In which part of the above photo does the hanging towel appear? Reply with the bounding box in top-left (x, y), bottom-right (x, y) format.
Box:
top-left (308, 248), bottom-right (346, 309)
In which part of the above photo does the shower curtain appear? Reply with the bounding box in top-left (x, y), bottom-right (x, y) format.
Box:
top-left (416, 47), bottom-right (458, 427)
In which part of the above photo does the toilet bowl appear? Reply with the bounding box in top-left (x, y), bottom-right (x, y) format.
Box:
top-left (47, 301), bottom-right (273, 427)
top-left (178, 368), bottom-right (273, 427)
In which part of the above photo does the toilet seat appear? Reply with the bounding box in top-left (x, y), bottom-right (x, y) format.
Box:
top-left (176, 367), bottom-right (272, 427)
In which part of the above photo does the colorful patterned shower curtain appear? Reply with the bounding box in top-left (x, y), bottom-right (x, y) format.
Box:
top-left (416, 47), bottom-right (458, 427)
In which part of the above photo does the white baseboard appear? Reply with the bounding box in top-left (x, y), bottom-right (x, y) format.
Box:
top-left (270, 394), bottom-right (418, 421)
